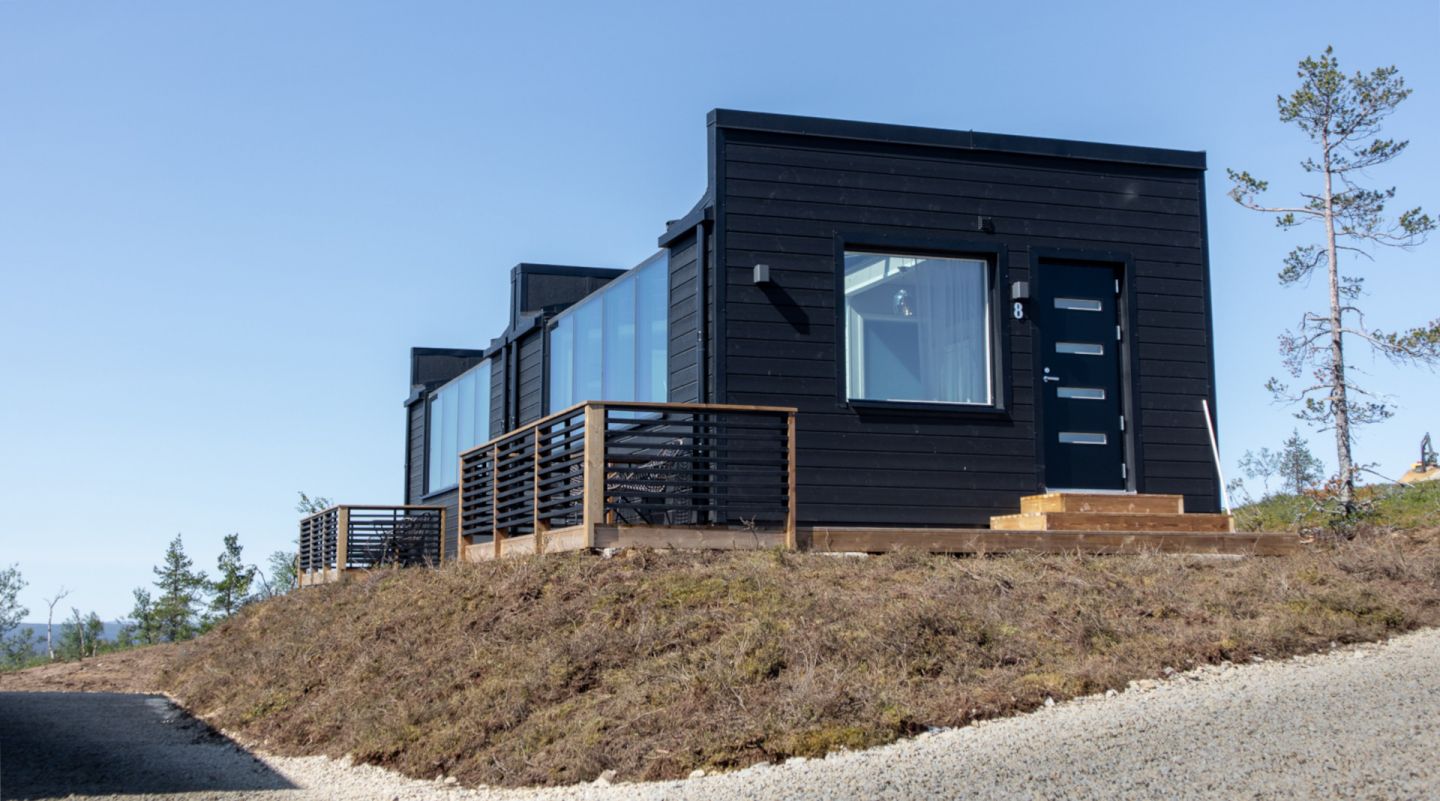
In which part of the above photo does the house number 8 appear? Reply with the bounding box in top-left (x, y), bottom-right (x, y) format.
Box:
top-left (1013, 301), bottom-right (1025, 320)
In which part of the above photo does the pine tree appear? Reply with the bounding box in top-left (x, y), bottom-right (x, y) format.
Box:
top-left (208, 533), bottom-right (255, 621)
top-left (0, 563), bottom-right (26, 643)
top-left (153, 534), bottom-right (208, 642)
top-left (58, 608), bottom-right (86, 660)
top-left (296, 491), bottom-right (334, 517)
top-left (123, 588), bottom-right (161, 646)
top-left (85, 613), bottom-right (105, 657)
top-left (261, 549), bottom-right (298, 597)
top-left (1228, 46), bottom-right (1436, 511)
top-left (1277, 429), bottom-right (1325, 495)
top-left (3, 628), bottom-right (38, 668)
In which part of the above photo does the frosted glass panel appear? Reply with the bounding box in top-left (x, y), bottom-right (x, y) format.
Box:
top-left (1056, 342), bottom-right (1104, 356)
top-left (546, 251), bottom-right (669, 410)
top-left (427, 360), bottom-right (492, 492)
top-left (1057, 387), bottom-right (1106, 400)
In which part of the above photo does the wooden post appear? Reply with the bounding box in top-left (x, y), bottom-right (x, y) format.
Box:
top-left (582, 403), bottom-right (606, 549)
top-left (334, 507), bottom-right (350, 583)
top-left (533, 426), bottom-right (548, 554)
top-left (454, 453), bottom-right (464, 562)
top-left (491, 444), bottom-right (503, 559)
top-left (785, 412), bottom-right (798, 550)
top-left (438, 507), bottom-right (447, 565)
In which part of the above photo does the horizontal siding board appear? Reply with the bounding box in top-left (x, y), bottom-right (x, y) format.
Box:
top-left (727, 232), bottom-right (1205, 266)
top-left (728, 211), bottom-right (1202, 251)
top-left (1137, 293), bottom-right (1208, 313)
top-left (406, 402), bottom-right (425, 504)
top-left (726, 190), bottom-right (1201, 234)
top-left (724, 141), bottom-right (1201, 199)
top-left (668, 228), bottom-right (702, 404)
top-left (489, 349), bottom-right (506, 438)
top-left (518, 331), bottom-right (544, 425)
top-left (1137, 343), bottom-right (1210, 363)
top-left (726, 176), bottom-right (1200, 225)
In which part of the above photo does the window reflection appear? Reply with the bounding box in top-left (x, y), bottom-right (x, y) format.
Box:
top-left (549, 251), bottom-right (669, 409)
top-left (427, 360), bottom-right (491, 492)
top-left (843, 251), bottom-right (992, 405)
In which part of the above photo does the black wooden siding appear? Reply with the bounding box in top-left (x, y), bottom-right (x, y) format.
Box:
top-left (666, 229), bottom-right (702, 403)
top-left (518, 330), bottom-right (545, 424)
top-left (489, 348), bottom-right (507, 438)
top-left (405, 399), bottom-right (426, 505)
top-left (714, 127), bottom-right (1219, 526)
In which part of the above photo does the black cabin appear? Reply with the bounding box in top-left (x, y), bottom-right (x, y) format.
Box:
top-left (401, 109), bottom-right (1220, 560)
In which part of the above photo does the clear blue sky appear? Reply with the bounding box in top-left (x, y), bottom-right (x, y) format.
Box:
top-left (2, 1), bottom-right (1437, 620)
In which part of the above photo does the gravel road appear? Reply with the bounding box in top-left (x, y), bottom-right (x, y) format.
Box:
top-left (3, 628), bottom-right (1437, 800)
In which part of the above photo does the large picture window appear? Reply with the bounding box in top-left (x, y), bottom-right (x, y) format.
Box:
top-left (843, 251), bottom-right (992, 405)
top-left (549, 251), bottom-right (667, 409)
top-left (427, 360), bottom-right (491, 492)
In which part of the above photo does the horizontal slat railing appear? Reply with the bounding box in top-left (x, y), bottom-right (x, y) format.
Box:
top-left (343, 506), bottom-right (444, 568)
top-left (458, 401), bottom-right (798, 555)
top-left (298, 507), bottom-right (338, 575)
top-left (296, 504), bottom-right (446, 586)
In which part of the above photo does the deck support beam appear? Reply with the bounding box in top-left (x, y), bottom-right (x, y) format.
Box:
top-left (333, 507), bottom-right (349, 583)
top-left (785, 411), bottom-right (798, 550)
top-left (581, 403), bottom-right (606, 549)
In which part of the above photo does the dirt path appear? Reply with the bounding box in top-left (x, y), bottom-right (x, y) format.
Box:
top-left (2, 630), bottom-right (1437, 800)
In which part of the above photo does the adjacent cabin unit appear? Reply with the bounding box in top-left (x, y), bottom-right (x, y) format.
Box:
top-left (299, 109), bottom-right (1252, 581)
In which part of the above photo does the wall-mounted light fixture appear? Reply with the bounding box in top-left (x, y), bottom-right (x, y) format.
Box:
top-left (753, 263), bottom-right (772, 285)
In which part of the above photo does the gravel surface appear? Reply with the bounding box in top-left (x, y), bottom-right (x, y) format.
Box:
top-left (3, 628), bottom-right (1437, 800)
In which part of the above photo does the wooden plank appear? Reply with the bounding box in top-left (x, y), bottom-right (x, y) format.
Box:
top-left (462, 541), bottom-right (495, 562)
top-left (539, 525), bottom-right (589, 554)
top-left (785, 411), bottom-right (798, 550)
top-left (1021, 493), bottom-right (1185, 515)
top-left (804, 526), bottom-right (1297, 556)
top-left (334, 507), bottom-right (349, 580)
top-left (491, 444), bottom-right (502, 559)
top-left (592, 525), bottom-right (788, 551)
top-left (532, 426), bottom-right (547, 553)
top-left (991, 512), bottom-right (1233, 533)
top-left (582, 404), bottom-right (606, 548)
top-left (438, 507), bottom-right (447, 564)
top-left (497, 534), bottom-right (537, 559)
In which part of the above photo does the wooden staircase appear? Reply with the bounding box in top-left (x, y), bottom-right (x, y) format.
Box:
top-left (990, 493), bottom-right (1235, 533)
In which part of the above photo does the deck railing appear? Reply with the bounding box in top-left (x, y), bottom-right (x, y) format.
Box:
top-left (296, 504), bottom-right (446, 586)
top-left (458, 401), bottom-right (798, 556)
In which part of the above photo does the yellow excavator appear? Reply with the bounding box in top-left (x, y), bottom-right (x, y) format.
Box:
top-left (1400, 433), bottom-right (1440, 484)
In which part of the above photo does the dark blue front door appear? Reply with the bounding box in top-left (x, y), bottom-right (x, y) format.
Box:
top-left (1036, 263), bottom-right (1126, 490)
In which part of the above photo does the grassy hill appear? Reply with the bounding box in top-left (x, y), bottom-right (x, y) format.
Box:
top-left (1233, 480), bottom-right (1440, 534)
top-left (163, 517), bottom-right (1440, 788)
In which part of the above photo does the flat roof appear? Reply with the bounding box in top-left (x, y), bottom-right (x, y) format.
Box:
top-left (709, 108), bottom-right (1206, 171)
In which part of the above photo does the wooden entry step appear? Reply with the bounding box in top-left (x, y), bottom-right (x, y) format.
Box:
top-left (993, 493), bottom-right (1234, 534)
top-left (1021, 492), bottom-right (1184, 515)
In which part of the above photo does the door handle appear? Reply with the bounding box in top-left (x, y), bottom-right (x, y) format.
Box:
top-left (1043, 375), bottom-right (1060, 382)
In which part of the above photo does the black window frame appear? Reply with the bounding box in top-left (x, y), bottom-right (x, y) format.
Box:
top-left (832, 234), bottom-right (1010, 418)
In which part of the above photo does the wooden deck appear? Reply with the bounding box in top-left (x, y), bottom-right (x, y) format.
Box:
top-left (458, 522), bottom-right (1298, 559)
top-left (296, 505), bottom-right (446, 587)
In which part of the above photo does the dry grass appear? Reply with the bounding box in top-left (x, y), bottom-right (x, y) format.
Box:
top-left (164, 531), bottom-right (1440, 787)
top-left (0, 642), bottom-right (182, 693)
